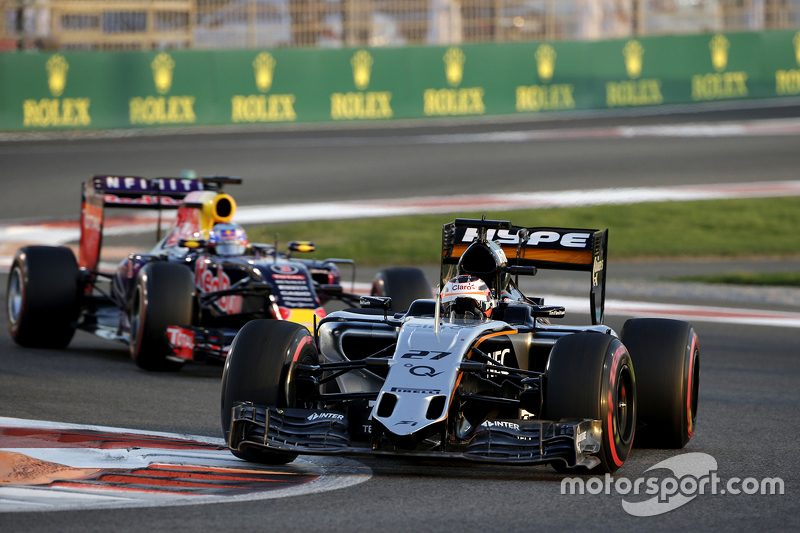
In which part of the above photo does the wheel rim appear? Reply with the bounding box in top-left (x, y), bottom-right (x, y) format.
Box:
top-left (615, 364), bottom-right (635, 443)
top-left (7, 266), bottom-right (23, 326)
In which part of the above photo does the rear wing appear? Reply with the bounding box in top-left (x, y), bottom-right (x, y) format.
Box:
top-left (441, 218), bottom-right (608, 324)
top-left (79, 175), bottom-right (204, 271)
top-left (91, 175), bottom-right (204, 209)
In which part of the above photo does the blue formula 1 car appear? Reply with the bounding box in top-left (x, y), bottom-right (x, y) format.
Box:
top-left (6, 175), bottom-right (431, 371)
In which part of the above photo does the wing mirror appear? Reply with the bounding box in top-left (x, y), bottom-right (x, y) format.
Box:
top-left (530, 305), bottom-right (566, 318)
top-left (318, 284), bottom-right (343, 294)
top-left (502, 265), bottom-right (537, 276)
top-left (178, 238), bottom-right (208, 249)
top-left (288, 241), bottom-right (315, 253)
top-left (360, 296), bottom-right (392, 320)
top-left (360, 296), bottom-right (392, 310)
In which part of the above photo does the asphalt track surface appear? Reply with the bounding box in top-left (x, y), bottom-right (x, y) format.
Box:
top-left (2, 103), bottom-right (799, 531)
top-left (1, 100), bottom-right (800, 222)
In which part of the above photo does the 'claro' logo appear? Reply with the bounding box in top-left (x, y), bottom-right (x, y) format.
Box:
top-left (424, 47), bottom-right (485, 117)
top-left (231, 52), bottom-right (297, 123)
top-left (331, 50), bottom-right (393, 120)
top-left (23, 54), bottom-right (92, 128)
top-left (129, 53), bottom-right (196, 125)
top-left (606, 40), bottom-right (664, 108)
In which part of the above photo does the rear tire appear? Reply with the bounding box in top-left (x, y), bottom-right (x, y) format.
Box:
top-left (7, 246), bottom-right (79, 349)
top-left (221, 320), bottom-right (319, 464)
top-left (129, 262), bottom-right (193, 371)
top-left (544, 332), bottom-right (636, 474)
top-left (621, 318), bottom-right (699, 449)
top-left (371, 267), bottom-right (432, 313)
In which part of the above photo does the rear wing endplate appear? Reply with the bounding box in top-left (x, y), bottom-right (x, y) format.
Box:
top-left (441, 218), bottom-right (608, 325)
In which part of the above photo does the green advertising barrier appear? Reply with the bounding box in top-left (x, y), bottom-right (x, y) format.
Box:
top-left (1, 29), bottom-right (799, 131)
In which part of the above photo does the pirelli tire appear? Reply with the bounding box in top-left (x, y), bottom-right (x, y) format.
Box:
top-left (221, 319), bottom-right (319, 465)
top-left (544, 332), bottom-right (636, 474)
top-left (7, 246), bottom-right (79, 349)
top-left (371, 267), bottom-right (432, 313)
top-left (621, 318), bottom-right (699, 449)
top-left (129, 261), bottom-right (194, 372)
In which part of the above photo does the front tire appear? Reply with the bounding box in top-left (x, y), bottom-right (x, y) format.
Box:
top-left (129, 262), bottom-right (194, 371)
top-left (544, 332), bottom-right (636, 474)
top-left (621, 318), bottom-right (699, 449)
top-left (221, 320), bottom-right (319, 464)
top-left (7, 246), bottom-right (79, 349)
top-left (371, 267), bottom-right (432, 313)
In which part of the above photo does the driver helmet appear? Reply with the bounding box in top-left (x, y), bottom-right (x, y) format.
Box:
top-left (209, 223), bottom-right (248, 256)
top-left (441, 275), bottom-right (497, 319)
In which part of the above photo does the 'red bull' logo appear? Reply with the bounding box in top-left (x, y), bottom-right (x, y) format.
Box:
top-left (195, 260), bottom-right (242, 314)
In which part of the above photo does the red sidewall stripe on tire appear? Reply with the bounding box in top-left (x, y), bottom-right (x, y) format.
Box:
top-left (686, 333), bottom-right (698, 440)
top-left (135, 286), bottom-right (147, 358)
top-left (292, 335), bottom-right (313, 363)
top-left (607, 344), bottom-right (627, 468)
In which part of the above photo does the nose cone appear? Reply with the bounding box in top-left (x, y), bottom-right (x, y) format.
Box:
top-left (373, 390), bottom-right (445, 437)
top-left (374, 317), bottom-right (507, 449)
top-left (371, 394), bottom-right (446, 450)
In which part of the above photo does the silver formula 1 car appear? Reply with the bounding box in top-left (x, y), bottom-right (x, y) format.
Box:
top-left (222, 218), bottom-right (700, 473)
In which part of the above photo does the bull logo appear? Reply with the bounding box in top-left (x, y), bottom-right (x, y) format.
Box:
top-left (151, 52), bottom-right (175, 95)
top-left (46, 54), bottom-right (69, 97)
top-left (253, 52), bottom-right (276, 93)
top-left (623, 40), bottom-right (644, 79)
top-left (535, 44), bottom-right (556, 83)
top-left (444, 47), bottom-right (465, 87)
top-left (351, 50), bottom-right (373, 90)
top-left (710, 34), bottom-right (730, 72)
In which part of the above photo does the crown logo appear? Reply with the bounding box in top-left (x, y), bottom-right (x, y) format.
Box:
top-left (793, 31), bottom-right (800, 66)
top-left (46, 54), bottom-right (69, 97)
top-left (351, 50), bottom-right (373, 90)
top-left (710, 34), bottom-right (729, 72)
top-left (535, 44), bottom-right (556, 83)
top-left (253, 52), bottom-right (276, 93)
top-left (623, 40), bottom-right (644, 79)
top-left (151, 53), bottom-right (175, 95)
top-left (444, 47), bottom-right (465, 87)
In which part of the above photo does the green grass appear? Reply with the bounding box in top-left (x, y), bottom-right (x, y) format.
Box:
top-left (672, 272), bottom-right (800, 287)
top-left (247, 197), bottom-right (800, 265)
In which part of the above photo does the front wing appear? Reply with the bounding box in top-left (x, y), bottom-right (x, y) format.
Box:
top-left (228, 403), bottom-right (603, 469)
top-left (166, 326), bottom-right (237, 363)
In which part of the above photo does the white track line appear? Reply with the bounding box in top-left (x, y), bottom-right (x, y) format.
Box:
top-left (2, 180), bottom-right (799, 248)
top-left (548, 295), bottom-right (800, 329)
top-left (0, 417), bottom-right (370, 513)
top-left (2, 117), bottom-right (799, 152)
